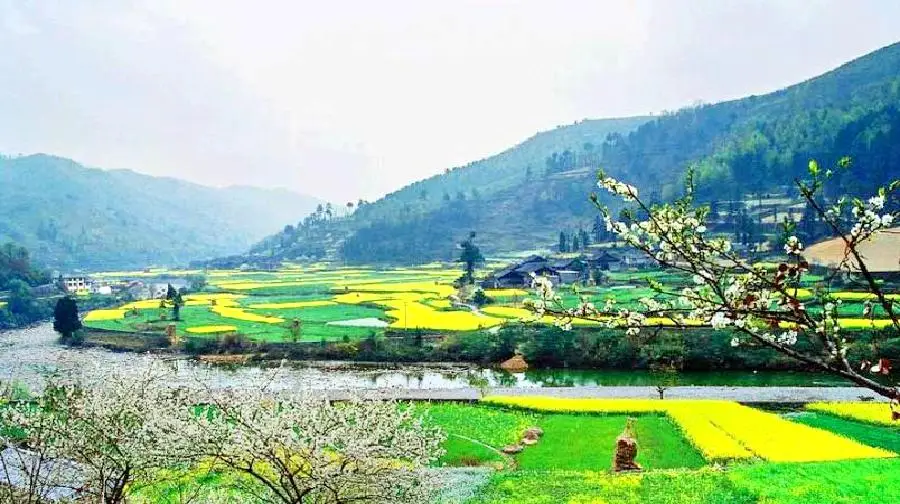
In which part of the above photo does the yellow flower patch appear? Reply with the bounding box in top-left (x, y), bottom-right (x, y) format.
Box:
top-left (482, 396), bottom-right (667, 414)
top-left (832, 292), bottom-right (900, 301)
top-left (183, 293), bottom-right (245, 302)
top-left (381, 300), bottom-right (504, 331)
top-left (84, 309), bottom-right (126, 321)
top-left (665, 405), bottom-right (753, 461)
top-left (701, 401), bottom-right (893, 462)
top-left (484, 289), bottom-right (529, 298)
top-left (333, 291), bottom-right (432, 305)
top-left (806, 402), bottom-right (900, 427)
top-left (211, 305), bottom-right (284, 324)
top-left (334, 281), bottom-right (456, 297)
top-left (247, 300), bottom-right (337, 309)
top-left (185, 325), bottom-right (238, 334)
top-left (481, 306), bottom-right (603, 326)
top-left (121, 299), bottom-right (167, 310)
top-left (481, 396), bottom-right (895, 463)
top-left (836, 318), bottom-right (896, 330)
top-left (425, 299), bottom-right (453, 309)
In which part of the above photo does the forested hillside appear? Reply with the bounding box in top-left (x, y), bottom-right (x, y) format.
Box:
top-left (256, 42), bottom-right (900, 264)
top-left (0, 155), bottom-right (322, 270)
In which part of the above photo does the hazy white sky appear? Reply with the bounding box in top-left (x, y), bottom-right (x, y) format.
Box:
top-left (1, 0), bottom-right (898, 202)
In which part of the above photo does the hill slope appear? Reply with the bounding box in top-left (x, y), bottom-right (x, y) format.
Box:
top-left (257, 41), bottom-right (900, 264)
top-left (0, 154), bottom-right (322, 270)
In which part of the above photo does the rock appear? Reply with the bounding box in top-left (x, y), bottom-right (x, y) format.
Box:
top-left (521, 437), bottom-right (538, 446)
top-left (523, 427), bottom-right (544, 439)
top-left (501, 444), bottom-right (523, 455)
top-left (499, 354), bottom-right (528, 373)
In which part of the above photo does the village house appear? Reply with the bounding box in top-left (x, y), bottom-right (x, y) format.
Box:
top-left (482, 255), bottom-right (582, 288)
top-left (589, 251), bottom-right (622, 271)
top-left (60, 274), bottom-right (92, 293)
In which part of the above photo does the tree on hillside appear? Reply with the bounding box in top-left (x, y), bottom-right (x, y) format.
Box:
top-left (165, 284), bottom-right (184, 321)
top-left (528, 159), bottom-right (900, 406)
top-left (53, 297), bottom-right (82, 345)
top-left (580, 228), bottom-right (591, 248)
top-left (6, 279), bottom-right (33, 315)
top-left (457, 231), bottom-right (484, 285)
top-left (558, 231), bottom-right (568, 253)
top-left (592, 215), bottom-right (606, 243)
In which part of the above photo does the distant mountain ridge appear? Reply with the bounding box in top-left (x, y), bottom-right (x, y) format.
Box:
top-left (255, 41), bottom-right (900, 265)
top-left (0, 154), bottom-right (322, 270)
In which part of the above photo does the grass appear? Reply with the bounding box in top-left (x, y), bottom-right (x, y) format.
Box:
top-left (469, 458), bottom-right (900, 503)
top-left (467, 468), bottom-right (753, 504)
top-left (417, 404), bottom-right (703, 470)
top-left (515, 414), bottom-right (705, 471)
top-left (418, 403), bottom-right (537, 466)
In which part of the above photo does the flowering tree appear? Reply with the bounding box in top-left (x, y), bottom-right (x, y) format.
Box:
top-left (1, 360), bottom-right (197, 503)
top-left (526, 159), bottom-right (899, 404)
top-left (186, 383), bottom-right (445, 504)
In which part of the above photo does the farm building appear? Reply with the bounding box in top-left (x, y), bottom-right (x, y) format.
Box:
top-left (482, 255), bottom-right (585, 288)
top-left (589, 251), bottom-right (622, 271)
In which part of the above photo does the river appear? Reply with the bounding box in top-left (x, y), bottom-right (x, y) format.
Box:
top-left (0, 323), bottom-right (855, 394)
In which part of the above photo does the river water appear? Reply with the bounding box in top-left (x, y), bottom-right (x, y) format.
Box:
top-left (0, 324), bottom-right (852, 392)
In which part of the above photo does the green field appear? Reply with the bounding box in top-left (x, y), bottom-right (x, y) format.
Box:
top-left (126, 401), bottom-right (900, 503)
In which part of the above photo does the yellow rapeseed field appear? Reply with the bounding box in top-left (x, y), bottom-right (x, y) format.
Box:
top-left (333, 281), bottom-right (457, 297)
top-left (836, 318), bottom-right (896, 329)
top-left (483, 289), bottom-right (529, 298)
top-left (211, 305), bottom-right (284, 324)
top-left (382, 300), bottom-right (504, 331)
top-left (481, 306), bottom-right (604, 326)
top-left (83, 309), bottom-right (127, 321)
top-left (481, 396), bottom-right (895, 462)
top-left (333, 291), bottom-right (431, 305)
top-left (806, 402), bottom-right (900, 427)
top-left (832, 292), bottom-right (900, 301)
top-left (185, 325), bottom-right (238, 334)
top-left (247, 300), bottom-right (337, 309)
top-left (425, 299), bottom-right (453, 309)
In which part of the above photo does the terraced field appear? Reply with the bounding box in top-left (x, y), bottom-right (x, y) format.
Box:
top-left (81, 264), bottom-right (900, 343)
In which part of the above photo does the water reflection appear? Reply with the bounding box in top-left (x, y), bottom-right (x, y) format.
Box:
top-left (0, 324), bottom-right (854, 391)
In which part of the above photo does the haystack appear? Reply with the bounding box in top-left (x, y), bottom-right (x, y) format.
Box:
top-left (500, 354), bottom-right (529, 373)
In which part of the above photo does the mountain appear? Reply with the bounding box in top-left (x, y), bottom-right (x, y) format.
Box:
top-left (246, 117), bottom-right (651, 263)
top-left (0, 154), bottom-right (322, 270)
top-left (255, 42), bottom-right (900, 265)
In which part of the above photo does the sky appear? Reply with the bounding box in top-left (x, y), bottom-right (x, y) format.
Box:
top-left (1, 0), bottom-right (899, 203)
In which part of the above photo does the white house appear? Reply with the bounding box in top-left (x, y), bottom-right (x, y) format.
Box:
top-left (61, 275), bottom-right (92, 293)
